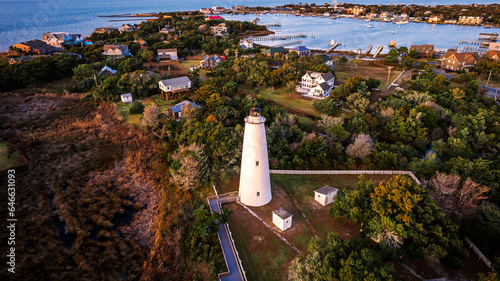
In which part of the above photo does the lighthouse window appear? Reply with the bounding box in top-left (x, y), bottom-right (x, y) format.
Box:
top-left (256, 161), bottom-right (260, 166)
top-left (257, 192), bottom-right (260, 196)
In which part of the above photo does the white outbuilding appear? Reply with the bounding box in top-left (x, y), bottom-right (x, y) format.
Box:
top-left (272, 207), bottom-right (292, 231)
top-left (120, 93), bottom-right (133, 103)
top-left (314, 186), bottom-right (338, 206)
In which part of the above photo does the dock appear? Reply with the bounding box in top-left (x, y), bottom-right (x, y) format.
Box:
top-left (258, 22), bottom-right (282, 27)
top-left (274, 40), bottom-right (302, 47)
top-left (326, 43), bottom-right (341, 53)
top-left (373, 45), bottom-right (383, 58)
top-left (248, 33), bottom-right (307, 41)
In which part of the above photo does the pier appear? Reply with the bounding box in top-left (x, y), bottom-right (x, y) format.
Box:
top-left (258, 22), bottom-right (282, 27)
top-left (274, 40), bottom-right (302, 47)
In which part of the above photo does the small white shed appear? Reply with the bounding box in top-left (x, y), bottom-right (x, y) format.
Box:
top-left (272, 207), bottom-right (292, 231)
top-left (121, 93), bottom-right (133, 103)
top-left (189, 65), bottom-right (196, 72)
top-left (314, 186), bottom-right (338, 206)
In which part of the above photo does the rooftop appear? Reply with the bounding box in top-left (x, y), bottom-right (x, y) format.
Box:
top-left (273, 207), bottom-right (292, 220)
top-left (314, 185), bottom-right (338, 195)
top-left (170, 100), bottom-right (201, 113)
top-left (159, 76), bottom-right (191, 88)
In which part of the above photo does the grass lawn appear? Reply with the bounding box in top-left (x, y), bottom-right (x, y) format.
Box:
top-left (118, 103), bottom-right (142, 126)
top-left (179, 59), bottom-right (209, 77)
top-left (117, 95), bottom-right (178, 126)
top-left (335, 59), bottom-right (402, 90)
top-left (0, 142), bottom-right (25, 171)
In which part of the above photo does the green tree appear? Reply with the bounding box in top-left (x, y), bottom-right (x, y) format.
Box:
top-left (129, 101), bottom-right (145, 114)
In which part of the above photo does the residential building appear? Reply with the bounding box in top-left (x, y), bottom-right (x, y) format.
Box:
top-left (410, 44), bottom-right (435, 58)
top-left (211, 5), bottom-right (225, 14)
top-left (289, 46), bottom-right (312, 57)
top-left (262, 46), bottom-right (288, 57)
top-left (160, 27), bottom-right (175, 34)
top-left (321, 55), bottom-right (334, 68)
top-left (120, 24), bottom-right (137, 33)
top-left (428, 14), bottom-right (443, 23)
top-left (9, 56), bottom-right (34, 64)
top-left (489, 42), bottom-right (500, 52)
top-left (93, 27), bottom-right (119, 34)
top-left (439, 51), bottom-right (480, 71)
top-left (9, 39), bottom-right (56, 55)
top-left (134, 39), bottom-right (147, 48)
top-left (157, 48), bottom-right (178, 61)
top-left (239, 38), bottom-right (254, 50)
top-left (348, 6), bottom-right (364, 16)
top-left (102, 44), bottom-right (130, 58)
top-left (444, 19), bottom-right (458, 24)
top-left (200, 55), bottom-right (225, 69)
top-left (166, 100), bottom-right (201, 119)
top-left (210, 23), bottom-right (228, 37)
top-left (314, 186), bottom-right (338, 206)
top-left (272, 207), bottom-right (292, 231)
top-left (296, 71), bottom-right (335, 98)
top-left (42, 32), bottom-right (83, 49)
top-left (120, 93), bottom-right (133, 103)
top-left (205, 16), bottom-right (223, 21)
top-left (458, 16), bottom-right (483, 25)
top-left (99, 65), bottom-right (117, 76)
top-left (158, 76), bottom-right (192, 99)
top-left (486, 51), bottom-right (500, 62)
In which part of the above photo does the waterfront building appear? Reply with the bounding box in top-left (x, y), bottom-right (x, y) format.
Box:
top-left (102, 44), bottom-right (130, 58)
top-left (42, 32), bottom-right (83, 49)
top-left (93, 26), bottom-right (119, 34)
top-left (486, 51), bottom-right (500, 62)
top-left (239, 106), bottom-right (272, 207)
top-left (458, 16), bottom-right (483, 25)
top-left (297, 71), bottom-right (335, 99)
top-left (157, 48), bottom-right (178, 61)
top-left (289, 46), bottom-right (312, 57)
top-left (489, 42), bottom-right (500, 52)
top-left (262, 46), bottom-right (288, 57)
top-left (428, 14), bottom-right (443, 23)
top-left (444, 19), bottom-right (458, 24)
top-left (9, 39), bottom-right (56, 55)
top-left (410, 44), bottom-right (435, 58)
top-left (239, 38), bottom-right (254, 49)
top-left (439, 51), bottom-right (479, 72)
top-left (158, 76), bottom-right (192, 100)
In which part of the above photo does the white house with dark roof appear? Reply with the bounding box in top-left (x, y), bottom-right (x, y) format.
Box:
top-left (210, 23), bottom-right (228, 37)
top-left (167, 100), bottom-right (201, 120)
top-left (289, 46), bottom-right (311, 57)
top-left (314, 186), bottom-right (338, 206)
top-left (158, 76), bottom-right (192, 99)
top-left (157, 48), bottom-right (178, 61)
top-left (42, 32), bottom-right (83, 49)
top-left (297, 71), bottom-right (335, 99)
top-left (239, 38), bottom-right (254, 50)
top-left (120, 93), bottom-right (133, 103)
top-left (102, 44), bottom-right (130, 58)
top-left (272, 207), bottom-right (293, 231)
top-left (120, 24), bottom-right (137, 33)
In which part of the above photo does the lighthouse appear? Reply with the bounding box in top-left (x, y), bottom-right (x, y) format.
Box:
top-left (239, 105), bottom-right (272, 207)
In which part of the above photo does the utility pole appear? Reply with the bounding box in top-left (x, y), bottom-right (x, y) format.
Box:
top-left (486, 69), bottom-right (492, 87)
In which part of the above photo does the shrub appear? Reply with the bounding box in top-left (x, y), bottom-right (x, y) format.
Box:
top-left (129, 101), bottom-right (145, 114)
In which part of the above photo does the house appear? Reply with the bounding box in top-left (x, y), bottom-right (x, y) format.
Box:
top-left (9, 56), bottom-right (34, 64)
top-left (239, 38), bottom-right (254, 50)
top-left (190, 65), bottom-right (197, 72)
top-left (200, 55), bottom-right (225, 69)
top-left (210, 23), bottom-right (228, 37)
top-left (458, 16), bottom-right (483, 25)
top-left (93, 27), bottom-right (119, 34)
top-left (9, 39), bottom-right (56, 55)
top-left (134, 39), bottom-right (147, 48)
top-left (158, 76), bottom-right (192, 99)
top-left (439, 51), bottom-right (480, 71)
top-left (157, 48), bottom-right (178, 61)
top-left (160, 27), bottom-right (175, 34)
top-left (120, 93), bottom-right (133, 103)
top-left (102, 44), bottom-right (130, 58)
top-left (262, 46), bottom-right (288, 57)
top-left (321, 55), bottom-right (334, 68)
top-left (409, 44), bottom-right (434, 58)
top-left (348, 6), bottom-right (364, 16)
top-left (120, 24), bottom-right (137, 33)
top-left (428, 14), bottom-right (443, 23)
top-left (297, 71), bottom-right (335, 98)
top-left (99, 65), bottom-right (117, 76)
top-left (289, 46), bottom-right (312, 57)
top-left (205, 16), bottom-right (223, 21)
top-left (486, 51), bottom-right (500, 62)
top-left (490, 42), bottom-right (500, 52)
top-left (314, 186), bottom-right (338, 206)
top-left (83, 39), bottom-right (93, 46)
top-left (42, 32), bottom-right (83, 49)
top-left (211, 5), bottom-right (225, 14)
top-left (200, 8), bottom-right (211, 14)
top-left (167, 100), bottom-right (201, 119)
top-left (272, 207), bottom-right (292, 231)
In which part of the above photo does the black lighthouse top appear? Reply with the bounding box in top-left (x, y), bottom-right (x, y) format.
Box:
top-left (249, 104), bottom-right (261, 117)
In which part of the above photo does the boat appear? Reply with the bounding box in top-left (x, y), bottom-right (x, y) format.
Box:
top-left (398, 25), bottom-right (401, 29)
top-left (392, 31), bottom-right (395, 34)
top-left (330, 39), bottom-right (335, 46)
top-left (364, 19), bottom-right (370, 22)
top-left (367, 24), bottom-right (373, 28)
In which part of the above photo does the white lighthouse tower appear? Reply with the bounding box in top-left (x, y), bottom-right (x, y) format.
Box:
top-left (239, 105), bottom-right (272, 207)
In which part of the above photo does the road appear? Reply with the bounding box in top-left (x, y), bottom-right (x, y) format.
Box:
top-left (209, 197), bottom-right (244, 281)
top-left (431, 69), bottom-right (500, 98)
top-left (432, 69), bottom-right (453, 79)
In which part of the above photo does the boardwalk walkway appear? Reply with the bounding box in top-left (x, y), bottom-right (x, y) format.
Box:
top-left (208, 194), bottom-right (246, 281)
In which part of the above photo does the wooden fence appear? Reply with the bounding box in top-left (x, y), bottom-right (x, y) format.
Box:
top-left (464, 237), bottom-right (492, 268)
top-left (269, 170), bottom-right (421, 185)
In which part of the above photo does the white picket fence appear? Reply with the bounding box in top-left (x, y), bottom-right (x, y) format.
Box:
top-left (269, 170), bottom-right (421, 185)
